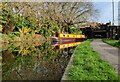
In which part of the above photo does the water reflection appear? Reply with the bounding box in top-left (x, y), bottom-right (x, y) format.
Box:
top-left (2, 41), bottom-right (75, 80)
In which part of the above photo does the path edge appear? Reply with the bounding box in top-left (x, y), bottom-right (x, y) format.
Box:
top-left (61, 45), bottom-right (79, 81)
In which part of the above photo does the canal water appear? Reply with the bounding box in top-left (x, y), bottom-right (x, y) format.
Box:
top-left (1, 40), bottom-right (76, 80)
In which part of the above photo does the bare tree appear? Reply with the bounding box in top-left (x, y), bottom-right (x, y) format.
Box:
top-left (38, 2), bottom-right (99, 32)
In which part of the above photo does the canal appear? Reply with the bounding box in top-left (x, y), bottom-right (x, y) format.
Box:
top-left (1, 40), bottom-right (76, 80)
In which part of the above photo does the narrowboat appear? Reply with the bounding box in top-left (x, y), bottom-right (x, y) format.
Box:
top-left (51, 33), bottom-right (87, 49)
top-left (51, 33), bottom-right (86, 43)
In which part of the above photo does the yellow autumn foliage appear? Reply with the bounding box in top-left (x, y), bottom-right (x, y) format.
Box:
top-left (22, 49), bottom-right (31, 55)
top-left (0, 25), bottom-right (3, 31)
top-left (23, 27), bottom-right (31, 34)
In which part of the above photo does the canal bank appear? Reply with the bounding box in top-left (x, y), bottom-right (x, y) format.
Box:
top-left (61, 43), bottom-right (79, 81)
top-left (1, 41), bottom-right (74, 80)
top-left (61, 39), bottom-right (118, 80)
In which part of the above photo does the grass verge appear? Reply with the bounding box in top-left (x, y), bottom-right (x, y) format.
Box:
top-left (102, 39), bottom-right (120, 48)
top-left (67, 39), bottom-right (119, 80)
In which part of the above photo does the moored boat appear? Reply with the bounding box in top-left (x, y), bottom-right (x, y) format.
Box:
top-left (51, 33), bottom-right (87, 49)
top-left (51, 33), bottom-right (86, 43)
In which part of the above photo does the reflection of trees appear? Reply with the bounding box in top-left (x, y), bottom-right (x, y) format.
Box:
top-left (2, 41), bottom-right (44, 79)
top-left (2, 41), bottom-right (75, 80)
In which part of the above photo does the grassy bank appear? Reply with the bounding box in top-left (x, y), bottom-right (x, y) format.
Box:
top-left (66, 40), bottom-right (118, 80)
top-left (102, 39), bottom-right (120, 48)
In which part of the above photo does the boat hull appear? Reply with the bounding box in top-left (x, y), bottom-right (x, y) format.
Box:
top-left (51, 33), bottom-right (87, 49)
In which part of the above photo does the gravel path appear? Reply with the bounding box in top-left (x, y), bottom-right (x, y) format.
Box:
top-left (90, 39), bottom-right (120, 74)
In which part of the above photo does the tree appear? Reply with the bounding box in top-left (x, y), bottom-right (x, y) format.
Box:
top-left (1, 1), bottom-right (99, 35)
top-left (1, 2), bottom-right (16, 34)
top-left (39, 2), bottom-right (99, 33)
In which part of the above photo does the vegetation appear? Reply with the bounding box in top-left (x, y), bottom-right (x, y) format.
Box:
top-left (2, 41), bottom-right (74, 80)
top-left (1, 1), bottom-right (101, 80)
top-left (102, 39), bottom-right (120, 48)
top-left (67, 40), bottom-right (118, 80)
top-left (0, 2), bottom-right (99, 42)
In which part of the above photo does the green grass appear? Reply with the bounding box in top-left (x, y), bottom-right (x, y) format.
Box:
top-left (102, 39), bottom-right (120, 48)
top-left (67, 40), bottom-right (119, 80)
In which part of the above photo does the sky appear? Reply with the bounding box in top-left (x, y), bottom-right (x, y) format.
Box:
top-left (92, 0), bottom-right (119, 25)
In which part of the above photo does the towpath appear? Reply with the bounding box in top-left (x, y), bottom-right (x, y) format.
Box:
top-left (90, 39), bottom-right (119, 74)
